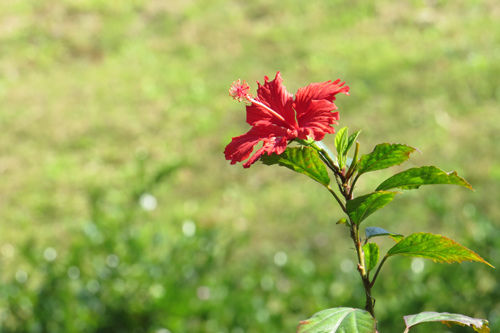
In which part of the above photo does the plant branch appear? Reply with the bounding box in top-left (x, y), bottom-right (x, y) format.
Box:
top-left (309, 141), bottom-right (340, 173)
top-left (327, 185), bottom-right (346, 213)
top-left (370, 255), bottom-right (389, 288)
top-left (321, 137), bottom-right (376, 319)
top-left (346, 141), bottom-right (360, 179)
top-left (350, 222), bottom-right (375, 318)
top-left (348, 174), bottom-right (361, 198)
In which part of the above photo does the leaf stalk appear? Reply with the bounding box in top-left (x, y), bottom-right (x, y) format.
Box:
top-left (370, 255), bottom-right (389, 288)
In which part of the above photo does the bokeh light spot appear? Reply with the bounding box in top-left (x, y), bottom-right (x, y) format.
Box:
top-left (182, 220), bottom-right (196, 237)
top-left (15, 270), bottom-right (28, 283)
top-left (43, 247), bottom-right (57, 261)
top-left (274, 251), bottom-right (287, 267)
top-left (1, 243), bottom-right (14, 258)
top-left (139, 193), bottom-right (157, 211)
top-left (106, 254), bottom-right (120, 268)
top-left (68, 266), bottom-right (80, 280)
top-left (197, 286), bottom-right (210, 300)
top-left (411, 258), bottom-right (425, 274)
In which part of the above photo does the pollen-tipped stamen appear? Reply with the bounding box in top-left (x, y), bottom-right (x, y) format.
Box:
top-left (229, 79), bottom-right (252, 103)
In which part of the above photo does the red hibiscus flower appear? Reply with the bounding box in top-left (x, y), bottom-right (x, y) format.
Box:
top-left (224, 72), bottom-right (349, 168)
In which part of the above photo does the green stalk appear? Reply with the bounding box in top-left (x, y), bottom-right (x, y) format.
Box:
top-left (346, 141), bottom-right (360, 179)
top-left (312, 138), bottom-right (376, 318)
top-left (350, 222), bottom-right (375, 318)
top-left (327, 185), bottom-right (346, 213)
top-left (370, 255), bottom-right (389, 288)
top-left (309, 141), bottom-right (340, 173)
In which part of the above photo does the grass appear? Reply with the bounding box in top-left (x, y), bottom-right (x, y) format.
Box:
top-left (0, 0), bottom-right (499, 332)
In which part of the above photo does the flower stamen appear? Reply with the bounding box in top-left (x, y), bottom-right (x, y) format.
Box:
top-left (230, 79), bottom-right (286, 123)
top-left (229, 79), bottom-right (252, 103)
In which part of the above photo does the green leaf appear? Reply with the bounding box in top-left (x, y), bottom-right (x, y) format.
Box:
top-left (334, 127), bottom-right (348, 169)
top-left (387, 233), bottom-right (494, 268)
top-left (389, 234), bottom-right (405, 242)
top-left (335, 127), bottom-right (349, 157)
top-left (261, 147), bottom-right (330, 186)
top-left (376, 166), bottom-right (473, 191)
top-left (346, 191), bottom-right (397, 225)
top-left (365, 227), bottom-right (403, 242)
top-left (336, 218), bottom-right (348, 225)
top-left (363, 243), bottom-right (379, 272)
top-left (334, 128), bottom-right (361, 170)
top-left (403, 312), bottom-right (490, 333)
top-left (297, 307), bottom-right (377, 333)
top-left (346, 130), bottom-right (362, 154)
top-left (358, 143), bottom-right (418, 174)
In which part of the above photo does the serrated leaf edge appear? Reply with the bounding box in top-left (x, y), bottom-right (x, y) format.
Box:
top-left (359, 143), bottom-right (418, 174)
top-left (347, 191), bottom-right (398, 225)
top-left (387, 233), bottom-right (494, 268)
top-left (376, 166), bottom-right (474, 192)
top-left (261, 147), bottom-right (330, 186)
top-left (403, 312), bottom-right (490, 333)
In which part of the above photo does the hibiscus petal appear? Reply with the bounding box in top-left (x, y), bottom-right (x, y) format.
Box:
top-left (297, 112), bottom-right (339, 141)
top-left (224, 126), bottom-right (290, 168)
top-left (293, 79), bottom-right (349, 140)
top-left (246, 72), bottom-right (297, 130)
top-left (242, 136), bottom-right (288, 168)
top-left (295, 79), bottom-right (349, 108)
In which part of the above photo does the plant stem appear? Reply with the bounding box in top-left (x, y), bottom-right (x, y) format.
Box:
top-left (318, 138), bottom-right (377, 319)
top-left (350, 222), bottom-right (376, 318)
top-left (345, 141), bottom-right (360, 179)
top-left (327, 185), bottom-right (346, 213)
top-left (309, 141), bottom-right (340, 173)
top-left (370, 255), bottom-right (388, 288)
top-left (348, 174), bottom-right (361, 198)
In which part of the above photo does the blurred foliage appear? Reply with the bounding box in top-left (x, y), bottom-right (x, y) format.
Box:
top-left (0, 0), bottom-right (499, 332)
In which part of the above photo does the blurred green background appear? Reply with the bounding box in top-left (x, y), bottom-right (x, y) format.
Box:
top-left (1, 0), bottom-right (499, 332)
